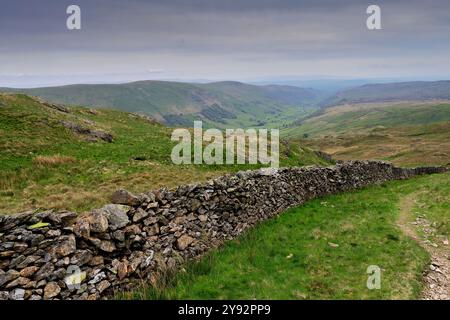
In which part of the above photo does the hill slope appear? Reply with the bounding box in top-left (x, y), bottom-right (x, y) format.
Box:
top-left (323, 81), bottom-right (450, 107)
top-left (285, 101), bottom-right (450, 137)
top-left (1, 81), bottom-right (323, 128)
top-left (0, 93), bottom-right (330, 214)
top-left (283, 101), bottom-right (450, 167)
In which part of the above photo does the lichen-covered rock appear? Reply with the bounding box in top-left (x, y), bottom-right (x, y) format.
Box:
top-left (53, 235), bottom-right (76, 257)
top-left (0, 270), bottom-right (20, 287)
top-left (9, 288), bottom-right (25, 300)
top-left (86, 211), bottom-right (109, 233)
top-left (132, 208), bottom-right (149, 222)
top-left (19, 266), bottom-right (39, 278)
top-left (101, 204), bottom-right (129, 230)
top-left (73, 217), bottom-right (90, 239)
top-left (177, 234), bottom-right (195, 250)
top-left (43, 282), bottom-right (61, 299)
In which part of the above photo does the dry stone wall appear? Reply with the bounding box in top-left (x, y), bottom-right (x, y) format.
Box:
top-left (0, 161), bottom-right (447, 300)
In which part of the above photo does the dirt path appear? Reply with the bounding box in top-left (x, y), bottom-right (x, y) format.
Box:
top-left (398, 193), bottom-right (450, 300)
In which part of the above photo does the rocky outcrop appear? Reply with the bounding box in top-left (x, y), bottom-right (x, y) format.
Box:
top-left (61, 121), bottom-right (113, 143)
top-left (0, 161), bottom-right (447, 300)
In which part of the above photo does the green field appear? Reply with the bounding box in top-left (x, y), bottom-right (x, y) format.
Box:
top-left (123, 172), bottom-right (449, 300)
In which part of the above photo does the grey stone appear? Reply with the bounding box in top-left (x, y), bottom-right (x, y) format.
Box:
top-left (35, 262), bottom-right (55, 281)
top-left (96, 280), bottom-right (111, 293)
top-left (0, 270), bottom-right (20, 287)
top-left (44, 282), bottom-right (61, 299)
top-left (132, 208), bottom-right (149, 222)
top-left (86, 211), bottom-right (109, 233)
top-left (53, 235), bottom-right (76, 257)
top-left (9, 288), bottom-right (25, 300)
top-left (70, 250), bottom-right (93, 266)
top-left (177, 234), bottom-right (195, 250)
top-left (102, 204), bottom-right (129, 230)
top-left (111, 189), bottom-right (140, 206)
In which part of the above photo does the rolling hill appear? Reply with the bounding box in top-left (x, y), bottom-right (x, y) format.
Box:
top-left (323, 81), bottom-right (450, 107)
top-left (284, 101), bottom-right (450, 137)
top-left (1, 81), bottom-right (323, 129)
top-left (283, 101), bottom-right (450, 167)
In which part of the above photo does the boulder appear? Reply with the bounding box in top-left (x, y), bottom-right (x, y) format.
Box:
top-left (176, 234), bottom-right (195, 250)
top-left (132, 208), bottom-right (149, 222)
top-left (73, 217), bottom-right (90, 238)
top-left (43, 282), bottom-right (61, 299)
top-left (111, 189), bottom-right (140, 206)
top-left (19, 266), bottom-right (39, 278)
top-left (53, 235), bottom-right (76, 257)
top-left (101, 205), bottom-right (129, 231)
top-left (86, 210), bottom-right (109, 233)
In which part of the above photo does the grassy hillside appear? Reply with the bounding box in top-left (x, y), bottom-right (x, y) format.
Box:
top-left (298, 123), bottom-right (450, 167)
top-left (2, 81), bottom-right (322, 129)
top-left (0, 93), bottom-right (330, 214)
top-left (323, 80), bottom-right (450, 107)
top-left (123, 172), bottom-right (449, 300)
top-left (285, 101), bottom-right (450, 137)
top-left (283, 101), bottom-right (450, 167)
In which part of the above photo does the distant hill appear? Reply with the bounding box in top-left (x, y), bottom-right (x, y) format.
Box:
top-left (283, 100), bottom-right (450, 167)
top-left (323, 81), bottom-right (450, 107)
top-left (284, 101), bottom-right (450, 138)
top-left (1, 80), bottom-right (323, 128)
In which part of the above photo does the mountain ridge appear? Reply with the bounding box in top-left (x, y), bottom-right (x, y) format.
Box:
top-left (323, 80), bottom-right (450, 107)
top-left (0, 80), bottom-right (323, 128)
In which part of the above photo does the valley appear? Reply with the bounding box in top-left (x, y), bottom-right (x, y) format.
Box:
top-left (1, 81), bottom-right (323, 129)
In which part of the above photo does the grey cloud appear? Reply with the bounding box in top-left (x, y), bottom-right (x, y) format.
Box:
top-left (1, 0), bottom-right (450, 86)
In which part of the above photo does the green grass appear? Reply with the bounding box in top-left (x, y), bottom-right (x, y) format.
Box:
top-left (283, 101), bottom-right (450, 138)
top-left (0, 93), bottom-right (329, 214)
top-left (285, 101), bottom-right (450, 167)
top-left (123, 172), bottom-right (450, 300)
top-left (412, 175), bottom-right (450, 238)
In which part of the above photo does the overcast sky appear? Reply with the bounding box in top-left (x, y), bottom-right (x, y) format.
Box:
top-left (1, 0), bottom-right (450, 87)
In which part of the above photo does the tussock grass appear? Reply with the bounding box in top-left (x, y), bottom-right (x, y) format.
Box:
top-left (32, 155), bottom-right (76, 167)
top-left (284, 101), bottom-right (450, 167)
top-left (297, 122), bottom-right (450, 167)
